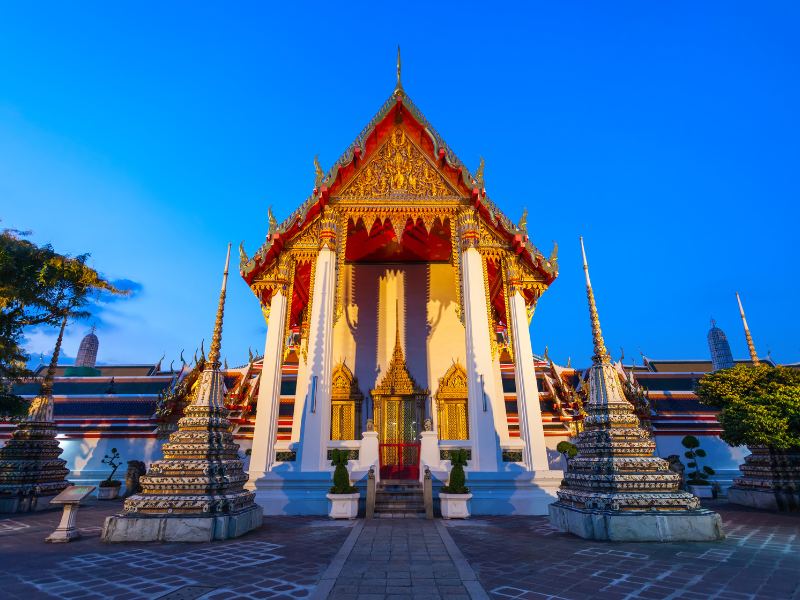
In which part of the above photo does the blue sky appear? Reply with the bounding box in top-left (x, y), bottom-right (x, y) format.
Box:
top-left (2, 2), bottom-right (798, 369)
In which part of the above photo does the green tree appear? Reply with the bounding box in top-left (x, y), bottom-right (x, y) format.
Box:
top-left (696, 364), bottom-right (800, 451)
top-left (0, 228), bottom-right (124, 415)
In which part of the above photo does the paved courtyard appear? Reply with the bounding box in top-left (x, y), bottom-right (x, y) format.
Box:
top-left (0, 500), bottom-right (797, 599)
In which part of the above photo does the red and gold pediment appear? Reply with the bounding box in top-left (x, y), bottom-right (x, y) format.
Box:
top-left (338, 128), bottom-right (459, 199)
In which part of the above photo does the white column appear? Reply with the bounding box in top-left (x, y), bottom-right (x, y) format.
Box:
top-left (508, 286), bottom-right (550, 471)
top-left (298, 217), bottom-right (338, 472)
top-left (459, 211), bottom-right (500, 471)
top-left (247, 288), bottom-right (288, 483)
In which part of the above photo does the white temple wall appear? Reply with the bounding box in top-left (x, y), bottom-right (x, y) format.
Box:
top-left (654, 434), bottom-right (748, 494)
top-left (332, 262), bottom-right (465, 429)
top-left (57, 436), bottom-right (166, 489)
top-left (426, 263), bottom-right (467, 420)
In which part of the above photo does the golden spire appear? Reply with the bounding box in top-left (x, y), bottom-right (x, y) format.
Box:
top-left (29, 313), bottom-right (68, 421)
top-left (736, 291), bottom-right (759, 365)
top-left (207, 243), bottom-right (231, 369)
top-left (392, 299), bottom-right (403, 362)
top-left (394, 45), bottom-right (404, 97)
top-left (580, 237), bottom-right (610, 365)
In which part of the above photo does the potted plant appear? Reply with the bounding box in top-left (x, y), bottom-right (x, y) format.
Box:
top-left (98, 447), bottom-right (123, 500)
top-left (326, 449), bottom-right (359, 519)
top-left (439, 449), bottom-right (472, 519)
top-left (681, 435), bottom-right (715, 498)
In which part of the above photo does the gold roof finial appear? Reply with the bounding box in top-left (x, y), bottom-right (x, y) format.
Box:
top-left (580, 237), bottom-right (610, 365)
top-left (29, 313), bottom-right (68, 421)
top-left (394, 45), bottom-right (404, 97)
top-left (736, 291), bottom-right (759, 365)
top-left (314, 155), bottom-right (325, 188)
top-left (207, 243), bottom-right (232, 369)
top-left (267, 207), bottom-right (278, 236)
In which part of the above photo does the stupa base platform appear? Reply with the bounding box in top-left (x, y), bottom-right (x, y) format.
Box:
top-left (548, 502), bottom-right (724, 541)
top-left (101, 505), bottom-right (263, 542)
top-left (727, 486), bottom-right (800, 512)
top-left (0, 493), bottom-right (61, 514)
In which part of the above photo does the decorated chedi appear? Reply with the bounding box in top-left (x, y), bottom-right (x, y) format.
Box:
top-left (0, 316), bottom-right (71, 513)
top-left (102, 244), bottom-right (263, 542)
top-left (548, 238), bottom-right (724, 541)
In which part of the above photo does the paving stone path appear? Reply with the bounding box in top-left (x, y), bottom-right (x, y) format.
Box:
top-left (0, 500), bottom-right (798, 599)
top-left (315, 519), bottom-right (487, 600)
top-left (445, 502), bottom-right (800, 600)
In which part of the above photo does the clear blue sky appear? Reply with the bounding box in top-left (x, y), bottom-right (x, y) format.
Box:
top-left (2, 2), bottom-right (798, 369)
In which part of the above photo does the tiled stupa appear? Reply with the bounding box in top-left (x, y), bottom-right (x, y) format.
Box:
top-left (548, 238), bottom-right (724, 541)
top-left (0, 317), bottom-right (70, 513)
top-left (102, 244), bottom-right (263, 542)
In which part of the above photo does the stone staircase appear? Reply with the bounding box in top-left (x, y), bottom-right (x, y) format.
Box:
top-left (374, 479), bottom-right (426, 518)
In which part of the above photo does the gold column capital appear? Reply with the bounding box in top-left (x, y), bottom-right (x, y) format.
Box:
top-left (456, 209), bottom-right (479, 251)
top-left (319, 212), bottom-right (339, 250)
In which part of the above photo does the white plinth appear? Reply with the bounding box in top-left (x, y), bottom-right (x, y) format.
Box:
top-left (101, 505), bottom-right (263, 542)
top-left (549, 503), bottom-right (725, 542)
top-left (46, 503), bottom-right (81, 543)
top-left (327, 493), bottom-right (360, 519)
top-left (440, 492), bottom-right (472, 519)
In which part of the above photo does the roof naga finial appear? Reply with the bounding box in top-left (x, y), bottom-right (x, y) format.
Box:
top-left (394, 45), bottom-right (404, 97)
top-left (518, 208), bottom-right (528, 233)
top-left (267, 206), bottom-right (278, 236)
top-left (475, 157), bottom-right (485, 189)
top-left (239, 241), bottom-right (248, 270)
top-left (314, 155), bottom-right (325, 188)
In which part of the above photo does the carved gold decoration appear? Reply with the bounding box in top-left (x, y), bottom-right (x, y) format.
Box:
top-left (318, 211), bottom-right (339, 251)
top-left (450, 216), bottom-right (464, 323)
top-left (456, 209), bottom-right (479, 251)
top-left (482, 253), bottom-right (498, 359)
top-left (371, 315), bottom-right (428, 444)
top-left (340, 128), bottom-right (456, 198)
top-left (435, 362), bottom-right (469, 441)
top-left (330, 363), bottom-right (364, 441)
top-left (333, 211), bottom-right (348, 325)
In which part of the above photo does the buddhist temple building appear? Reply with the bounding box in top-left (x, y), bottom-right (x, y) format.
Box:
top-left (238, 63), bottom-right (564, 515)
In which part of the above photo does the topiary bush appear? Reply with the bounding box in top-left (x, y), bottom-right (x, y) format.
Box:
top-left (442, 448), bottom-right (469, 494)
top-left (329, 449), bottom-right (357, 494)
top-left (556, 440), bottom-right (578, 465)
top-left (681, 435), bottom-right (715, 485)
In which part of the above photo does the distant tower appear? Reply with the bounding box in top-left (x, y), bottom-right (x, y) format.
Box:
top-left (75, 326), bottom-right (99, 368)
top-left (707, 319), bottom-right (734, 371)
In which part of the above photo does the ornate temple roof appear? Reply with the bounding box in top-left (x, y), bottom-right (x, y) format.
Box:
top-left (240, 66), bottom-right (558, 288)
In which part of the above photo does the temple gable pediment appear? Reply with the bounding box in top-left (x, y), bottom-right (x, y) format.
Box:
top-left (338, 128), bottom-right (460, 200)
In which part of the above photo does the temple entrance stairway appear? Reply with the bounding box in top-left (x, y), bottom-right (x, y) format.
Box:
top-left (374, 479), bottom-right (426, 518)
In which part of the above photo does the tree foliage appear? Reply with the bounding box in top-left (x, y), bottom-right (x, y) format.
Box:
top-left (696, 364), bottom-right (800, 451)
top-left (0, 228), bottom-right (125, 414)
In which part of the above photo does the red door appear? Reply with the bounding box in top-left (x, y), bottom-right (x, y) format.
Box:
top-left (379, 442), bottom-right (420, 480)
